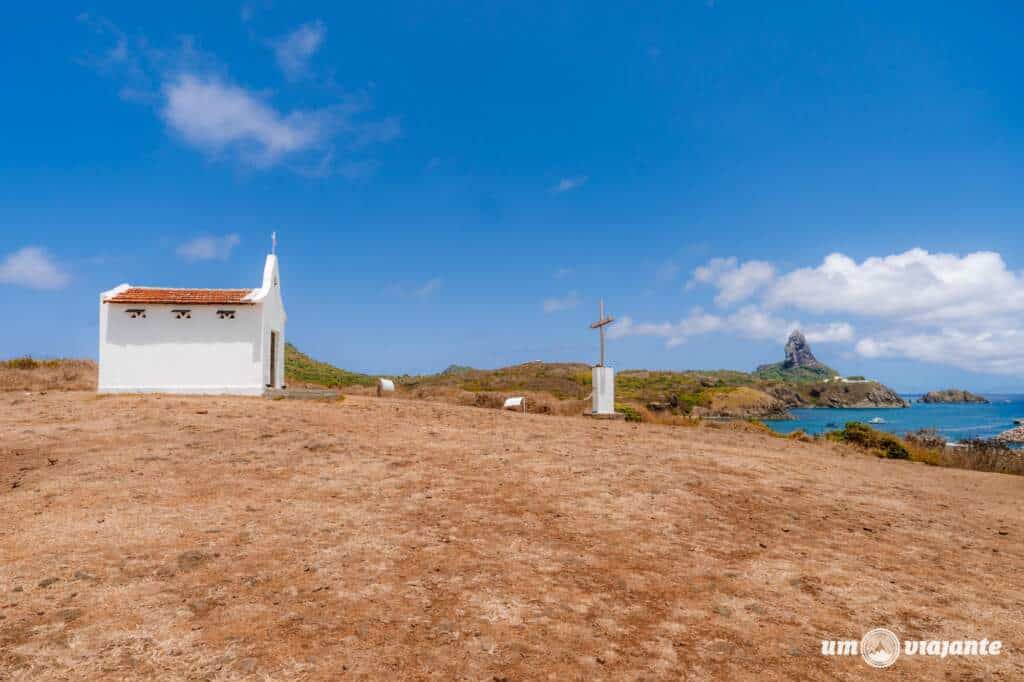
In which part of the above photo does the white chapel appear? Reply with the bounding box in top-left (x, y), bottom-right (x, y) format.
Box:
top-left (98, 252), bottom-right (286, 395)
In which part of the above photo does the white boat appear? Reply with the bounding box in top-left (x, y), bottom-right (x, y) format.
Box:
top-left (869, 417), bottom-right (886, 425)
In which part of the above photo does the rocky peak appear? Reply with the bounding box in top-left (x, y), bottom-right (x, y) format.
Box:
top-left (783, 330), bottom-right (822, 369)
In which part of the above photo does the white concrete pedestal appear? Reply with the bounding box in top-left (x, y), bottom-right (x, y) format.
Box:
top-left (591, 366), bottom-right (616, 415)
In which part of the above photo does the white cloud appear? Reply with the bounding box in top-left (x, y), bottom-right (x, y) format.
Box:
top-left (177, 234), bottom-right (241, 262)
top-left (610, 308), bottom-right (723, 348)
top-left (81, 18), bottom-right (397, 172)
top-left (804, 322), bottom-right (855, 344)
top-left (856, 329), bottom-right (1024, 376)
top-left (272, 21), bottom-right (326, 79)
top-left (766, 249), bottom-right (1024, 324)
top-left (690, 257), bottom-right (776, 306)
top-left (765, 248), bottom-right (1024, 376)
top-left (622, 247), bottom-right (1024, 376)
top-left (726, 305), bottom-right (796, 343)
top-left (542, 291), bottom-right (581, 314)
top-left (162, 75), bottom-right (326, 165)
top-left (0, 247), bottom-right (71, 290)
top-left (610, 301), bottom-right (851, 348)
top-left (609, 305), bottom-right (838, 349)
top-left (553, 176), bottom-right (588, 193)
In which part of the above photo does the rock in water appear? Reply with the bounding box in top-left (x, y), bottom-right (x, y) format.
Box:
top-left (919, 389), bottom-right (989, 404)
top-left (784, 330), bottom-right (823, 370)
top-left (994, 426), bottom-right (1024, 443)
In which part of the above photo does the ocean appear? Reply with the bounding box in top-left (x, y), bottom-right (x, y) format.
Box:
top-left (764, 395), bottom-right (1024, 443)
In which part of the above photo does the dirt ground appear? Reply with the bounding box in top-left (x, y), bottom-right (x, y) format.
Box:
top-left (1, 392), bottom-right (1022, 680)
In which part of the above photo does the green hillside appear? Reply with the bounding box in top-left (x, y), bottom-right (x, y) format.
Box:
top-left (285, 343), bottom-right (376, 388)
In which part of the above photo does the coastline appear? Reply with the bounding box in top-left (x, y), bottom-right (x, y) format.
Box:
top-left (764, 395), bottom-right (1024, 442)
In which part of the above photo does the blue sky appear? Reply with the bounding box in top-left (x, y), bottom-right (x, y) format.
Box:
top-left (2, 2), bottom-right (1023, 392)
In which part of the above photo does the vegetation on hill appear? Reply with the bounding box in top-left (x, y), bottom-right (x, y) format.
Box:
top-left (827, 422), bottom-right (910, 459)
top-left (402, 362), bottom-right (593, 400)
top-left (752, 363), bottom-right (836, 383)
top-left (395, 362), bottom-right (903, 418)
top-left (284, 341), bottom-right (904, 419)
top-left (284, 343), bottom-right (376, 388)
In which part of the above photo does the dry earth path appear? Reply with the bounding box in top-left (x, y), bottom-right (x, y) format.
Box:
top-left (1, 392), bottom-right (1022, 679)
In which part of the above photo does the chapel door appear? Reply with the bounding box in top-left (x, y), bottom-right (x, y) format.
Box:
top-left (269, 331), bottom-right (278, 388)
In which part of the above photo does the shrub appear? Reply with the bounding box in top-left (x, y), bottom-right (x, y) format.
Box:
top-left (828, 422), bottom-right (910, 459)
top-left (2, 356), bottom-right (40, 370)
top-left (616, 404), bottom-right (643, 422)
top-left (673, 391), bottom-right (710, 414)
top-left (829, 424), bottom-right (1023, 475)
top-left (633, 405), bottom-right (700, 427)
top-left (472, 392), bottom-right (506, 410)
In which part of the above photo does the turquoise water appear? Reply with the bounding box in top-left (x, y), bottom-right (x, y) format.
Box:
top-left (764, 395), bottom-right (1024, 443)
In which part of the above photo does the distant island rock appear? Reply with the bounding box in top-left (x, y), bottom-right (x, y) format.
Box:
top-left (755, 330), bottom-right (907, 410)
top-left (919, 389), bottom-right (989, 404)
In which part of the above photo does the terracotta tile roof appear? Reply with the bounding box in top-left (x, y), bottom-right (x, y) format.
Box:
top-left (104, 288), bottom-right (257, 305)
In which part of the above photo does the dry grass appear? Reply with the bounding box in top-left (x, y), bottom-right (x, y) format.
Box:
top-left (941, 440), bottom-right (1024, 475)
top-left (900, 429), bottom-right (1024, 475)
top-left (632, 405), bottom-right (701, 427)
top-left (0, 358), bottom-right (97, 392)
top-left (2, 392), bottom-right (1022, 679)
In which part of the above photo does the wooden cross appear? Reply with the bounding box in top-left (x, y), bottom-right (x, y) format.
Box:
top-left (589, 299), bottom-right (615, 367)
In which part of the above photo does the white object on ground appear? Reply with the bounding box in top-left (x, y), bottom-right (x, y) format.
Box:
top-left (503, 396), bottom-right (526, 412)
top-left (377, 378), bottom-right (395, 397)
